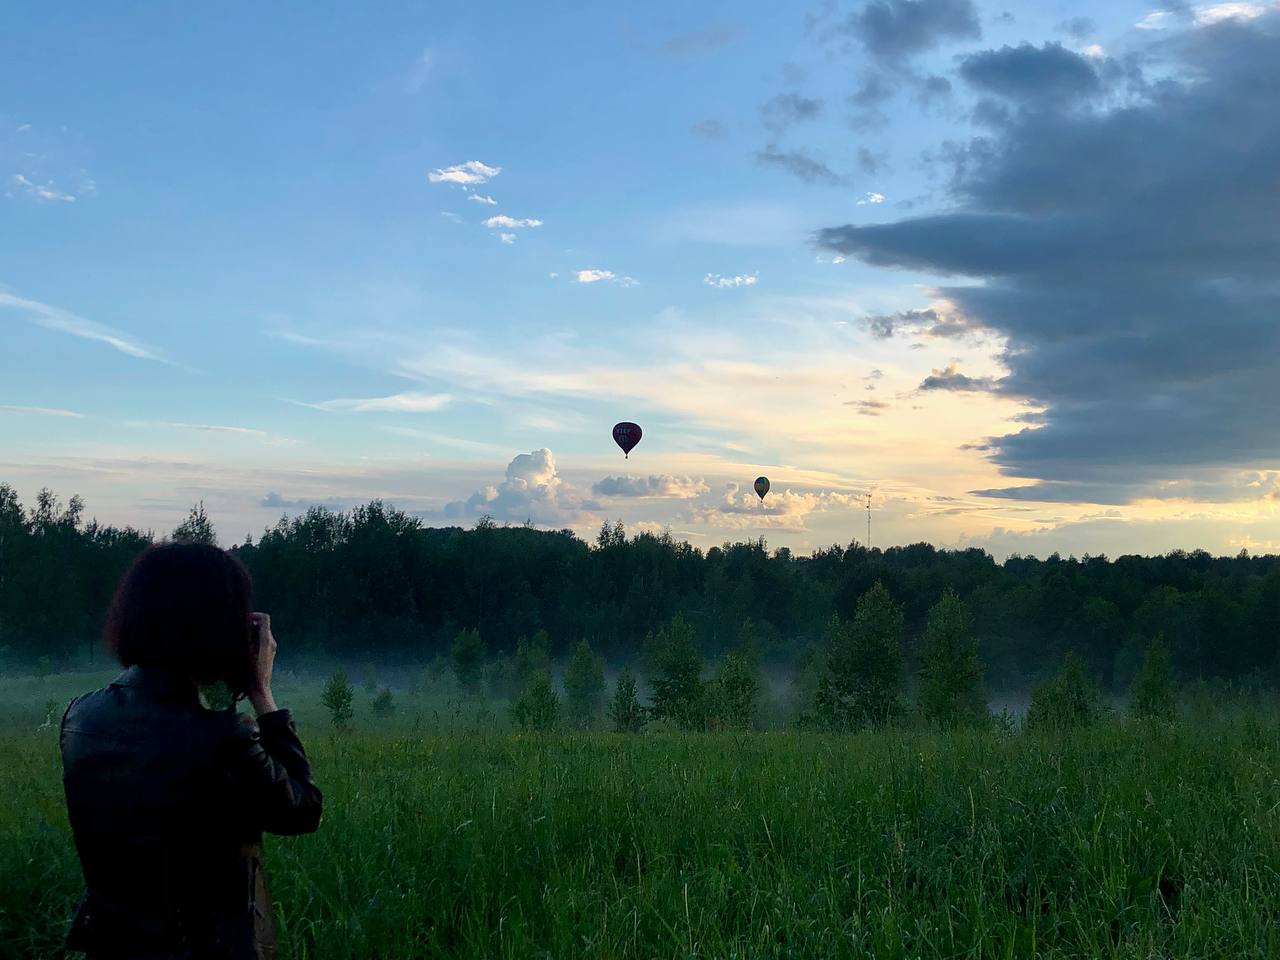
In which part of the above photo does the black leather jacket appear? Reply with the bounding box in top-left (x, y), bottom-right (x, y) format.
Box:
top-left (60, 666), bottom-right (322, 960)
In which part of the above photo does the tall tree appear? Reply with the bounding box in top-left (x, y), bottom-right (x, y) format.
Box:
top-left (815, 582), bottom-right (905, 729)
top-left (172, 502), bottom-right (217, 545)
top-left (564, 639), bottom-right (606, 727)
top-left (918, 589), bottom-right (987, 728)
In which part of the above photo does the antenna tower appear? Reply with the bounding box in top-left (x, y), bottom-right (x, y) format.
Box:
top-left (865, 492), bottom-right (872, 550)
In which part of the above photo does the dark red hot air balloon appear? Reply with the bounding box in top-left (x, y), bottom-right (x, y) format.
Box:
top-left (612, 422), bottom-right (642, 458)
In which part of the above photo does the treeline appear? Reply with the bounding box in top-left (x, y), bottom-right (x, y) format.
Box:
top-left (2, 484), bottom-right (1279, 690)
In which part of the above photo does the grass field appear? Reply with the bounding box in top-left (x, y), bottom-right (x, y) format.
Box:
top-left (2, 672), bottom-right (1278, 959)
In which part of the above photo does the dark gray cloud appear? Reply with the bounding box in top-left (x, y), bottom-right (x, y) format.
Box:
top-left (959, 42), bottom-right (1100, 104)
top-left (856, 146), bottom-right (887, 175)
top-left (660, 26), bottom-right (739, 58)
top-left (865, 307), bottom-right (971, 339)
top-left (817, 15), bottom-right (1280, 503)
top-left (761, 93), bottom-right (825, 134)
top-left (918, 364), bottom-right (998, 392)
top-left (756, 144), bottom-right (847, 185)
top-left (1056, 16), bottom-right (1096, 40)
top-left (840, 0), bottom-right (982, 62)
top-left (845, 398), bottom-right (890, 415)
top-left (691, 119), bottom-right (725, 140)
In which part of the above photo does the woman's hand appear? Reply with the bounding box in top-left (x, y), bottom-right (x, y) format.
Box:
top-left (249, 612), bottom-right (279, 716)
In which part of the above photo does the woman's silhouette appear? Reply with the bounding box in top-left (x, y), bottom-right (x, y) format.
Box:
top-left (60, 542), bottom-right (322, 959)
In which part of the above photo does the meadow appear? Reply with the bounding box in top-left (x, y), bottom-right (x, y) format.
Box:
top-left (2, 671), bottom-right (1278, 959)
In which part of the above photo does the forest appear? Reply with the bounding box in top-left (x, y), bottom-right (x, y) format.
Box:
top-left (2, 482), bottom-right (1278, 692)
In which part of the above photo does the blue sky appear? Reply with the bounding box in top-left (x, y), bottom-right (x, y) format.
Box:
top-left (5, 1), bottom-right (1280, 556)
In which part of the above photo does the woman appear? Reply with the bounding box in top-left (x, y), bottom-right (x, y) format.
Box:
top-left (60, 542), bottom-right (323, 960)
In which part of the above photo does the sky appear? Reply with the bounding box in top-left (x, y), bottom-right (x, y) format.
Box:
top-left (3, 1), bottom-right (1280, 557)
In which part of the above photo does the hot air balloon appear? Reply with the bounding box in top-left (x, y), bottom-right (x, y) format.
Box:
top-left (754, 476), bottom-right (770, 501)
top-left (612, 422), bottom-right (642, 458)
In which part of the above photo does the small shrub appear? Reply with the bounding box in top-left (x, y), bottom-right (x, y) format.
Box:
top-left (511, 670), bottom-right (560, 732)
top-left (1025, 653), bottom-right (1104, 733)
top-left (371, 687), bottom-right (396, 718)
top-left (321, 670), bottom-right (355, 729)
top-left (608, 668), bottom-right (645, 733)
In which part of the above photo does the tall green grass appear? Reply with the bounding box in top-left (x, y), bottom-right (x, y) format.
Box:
top-left (1, 676), bottom-right (1278, 958)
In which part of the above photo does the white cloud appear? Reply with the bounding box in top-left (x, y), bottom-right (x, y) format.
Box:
top-left (1081, 43), bottom-right (1106, 58)
top-left (1193, 2), bottom-right (1267, 25)
top-left (11, 173), bottom-right (75, 202)
top-left (593, 475), bottom-right (710, 498)
top-left (704, 273), bottom-right (758, 288)
top-left (685, 482), bottom-right (865, 531)
top-left (440, 211), bottom-right (463, 223)
top-left (482, 214), bottom-right (543, 229)
top-left (498, 232), bottom-right (516, 244)
top-left (0, 404), bottom-right (84, 418)
top-left (857, 191), bottom-right (886, 205)
top-left (467, 194), bottom-right (497, 205)
top-left (575, 269), bottom-right (615, 284)
top-left (444, 448), bottom-right (595, 525)
top-left (0, 292), bottom-right (168, 362)
top-left (304, 391), bottom-right (453, 413)
top-left (1135, 10), bottom-right (1171, 29)
top-left (428, 160), bottom-right (501, 185)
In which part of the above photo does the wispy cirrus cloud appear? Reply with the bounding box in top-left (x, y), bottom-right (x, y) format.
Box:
top-left (428, 160), bottom-right (500, 185)
top-left (0, 404), bottom-right (84, 418)
top-left (0, 292), bottom-right (168, 363)
top-left (467, 193), bottom-right (497, 205)
top-left (148, 421), bottom-right (299, 446)
top-left (302, 391), bottom-right (453, 413)
top-left (11, 173), bottom-right (76, 202)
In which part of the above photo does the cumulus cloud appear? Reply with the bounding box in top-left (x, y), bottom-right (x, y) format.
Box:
top-left (304, 391), bottom-right (452, 413)
top-left (467, 194), bottom-right (497, 205)
top-left (756, 144), bottom-right (847, 185)
top-left (593, 475), bottom-right (710, 498)
top-left (573, 269), bottom-right (636, 286)
top-left (817, 14), bottom-right (1280, 503)
top-left (483, 214), bottom-right (543, 229)
top-left (686, 482), bottom-right (864, 531)
top-left (0, 292), bottom-right (168, 363)
top-left (428, 160), bottom-right (500, 185)
top-left (857, 191), bottom-right (886, 205)
top-left (444, 448), bottom-right (595, 525)
top-left (704, 273), bottom-right (758, 288)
